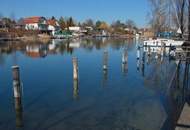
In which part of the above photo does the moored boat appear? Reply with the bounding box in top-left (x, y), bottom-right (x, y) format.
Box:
top-left (144, 38), bottom-right (184, 47)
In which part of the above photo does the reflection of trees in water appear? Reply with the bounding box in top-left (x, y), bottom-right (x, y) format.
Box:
top-left (144, 56), bottom-right (176, 91)
top-left (79, 38), bottom-right (136, 51)
top-left (0, 38), bottom-right (138, 58)
top-left (0, 54), bottom-right (6, 66)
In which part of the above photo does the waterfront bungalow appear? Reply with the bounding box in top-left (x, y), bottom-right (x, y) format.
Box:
top-left (23, 16), bottom-right (48, 32)
top-left (47, 19), bottom-right (60, 36)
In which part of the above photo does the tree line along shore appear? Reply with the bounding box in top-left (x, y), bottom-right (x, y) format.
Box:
top-left (0, 16), bottom-right (154, 42)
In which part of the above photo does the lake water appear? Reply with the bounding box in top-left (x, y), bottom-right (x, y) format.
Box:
top-left (0, 38), bottom-right (189, 130)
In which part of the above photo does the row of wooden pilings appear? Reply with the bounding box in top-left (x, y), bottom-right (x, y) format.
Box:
top-left (10, 49), bottom-right (129, 127)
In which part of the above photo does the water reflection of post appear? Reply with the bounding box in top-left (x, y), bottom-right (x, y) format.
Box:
top-left (72, 57), bottom-right (79, 99)
top-left (141, 52), bottom-right (145, 76)
top-left (147, 46), bottom-right (151, 65)
top-left (160, 42), bottom-right (165, 62)
top-left (176, 60), bottom-right (180, 89)
top-left (103, 51), bottom-right (108, 85)
top-left (73, 79), bottom-right (79, 100)
top-left (103, 51), bottom-right (108, 70)
top-left (12, 66), bottom-right (23, 128)
top-left (155, 41), bottom-right (159, 59)
top-left (137, 46), bottom-right (140, 71)
top-left (183, 61), bottom-right (190, 96)
top-left (15, 98), bottom-right (23, 127)
top-left (185, 59), bottom-right (190, 104)
top-left (122, 48), bottom-right (128, 74)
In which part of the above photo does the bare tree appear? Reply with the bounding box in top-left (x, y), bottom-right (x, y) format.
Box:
top-left (172, 0), bottom-right (187, 37)
top-left (148, 0), bottom-right (168, 34)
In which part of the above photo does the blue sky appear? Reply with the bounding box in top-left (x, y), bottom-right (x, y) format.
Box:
top-left (0, 0), bottom-right (149, 27)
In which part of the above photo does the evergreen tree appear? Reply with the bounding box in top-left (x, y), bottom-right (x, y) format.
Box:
top-left (59, 17), bottom-right (66, 30)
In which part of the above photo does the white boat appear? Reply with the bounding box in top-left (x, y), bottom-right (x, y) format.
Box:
top-left (143, 38), bottom-right (184, 47)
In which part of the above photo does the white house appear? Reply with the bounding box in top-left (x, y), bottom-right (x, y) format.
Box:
top-left (23, 16), bottom-right (48, 31)
top-left (47, 19), bottom-right (60, 36)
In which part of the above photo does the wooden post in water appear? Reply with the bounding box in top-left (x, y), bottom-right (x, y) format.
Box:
top-left (72, 57), bottom-right (79, 100)
top-left (122, 48), bottom-right (128, 64)
top-left (137, 46), bottom-right (140, 59)
top-left (103, 51), bottom-right (108, 70)
top-left (12, 66), bottom-right (23, 127)
top-left (72, 57), bottom-right (78, 80)
top-left (137, 58), bottom-right (140, 71)
top-left (12, 66), bottom-right (21, 98)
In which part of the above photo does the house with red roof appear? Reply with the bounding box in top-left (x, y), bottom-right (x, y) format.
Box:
top-left (47, 19), bottom-right (60, 36)
top-left (23, 16), bottom-right (48, 31)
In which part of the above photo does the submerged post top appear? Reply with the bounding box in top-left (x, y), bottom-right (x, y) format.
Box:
top-left (72, 57), bottom-right (78, 62)
top-left (72, 57), bottom-right (77, 59)
top-left (12, 66), bottom-right (20, 69)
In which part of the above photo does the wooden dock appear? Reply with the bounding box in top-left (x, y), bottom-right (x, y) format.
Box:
top-left (175, 103), bottom-right (190, 130)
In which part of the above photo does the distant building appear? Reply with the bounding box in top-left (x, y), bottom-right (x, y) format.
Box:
top-left (85, 26), bottom-right (93, 31)
top-left (47, 19), bottom-right (60, 36)
top-left (69, 26), bottom-right (81, 32)
top-left (69, 26), bottom-right (81, 37)
top-left (124, 28), bottom-right (136, 34)
top-left (140, 28), bottom-right (154, 38)
top-left (15, 19), bottom-right (25, 29)
top-left (23, 16), bottom-right (48, 31)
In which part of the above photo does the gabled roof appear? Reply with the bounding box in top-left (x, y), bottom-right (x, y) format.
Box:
top-left (23, 16), bottom-right (46, 24)
top-left (47, 19), bottom-right (59, 26)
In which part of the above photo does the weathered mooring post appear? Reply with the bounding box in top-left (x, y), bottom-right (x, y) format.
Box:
top-left (122, 48), bottom-right (128, 64)
top-left (12, 66), bottom-right (22, 99)
top-left (137, 46), bottom-right (140, 59)
top-left (72, 57), bottom-right (78, 80)
top-left (12, 66), bottom-right (23, 127)
top-left (103, 51), bottom-right (108, 70)
top-left (136, 46), bottom-right (141, 71)
top-left (72, 57), bottom-right (79, 100)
